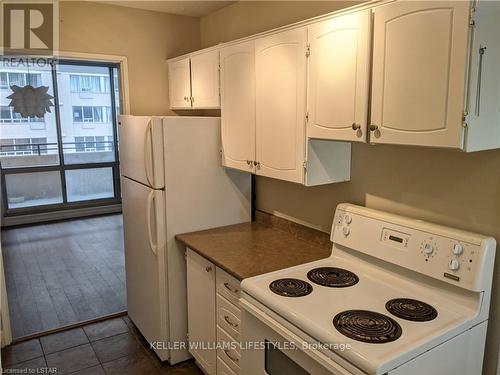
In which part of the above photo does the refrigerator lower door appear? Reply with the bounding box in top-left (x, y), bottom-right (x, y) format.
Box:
top-left (122, 177), bottom-right (168, 359)
top-left (118, 115), bottom-right (165, 189)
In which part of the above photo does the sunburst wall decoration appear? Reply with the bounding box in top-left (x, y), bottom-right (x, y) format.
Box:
top-left (7, 85), bottom-right (54, 118)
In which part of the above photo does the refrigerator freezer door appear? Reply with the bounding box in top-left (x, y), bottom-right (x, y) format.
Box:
top-left (122, 176), bottom-right (168, 358)
top-left (118, 115), bottom-right (165, 189)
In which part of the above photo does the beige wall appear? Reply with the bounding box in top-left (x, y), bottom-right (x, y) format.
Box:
top-left (200, 2), bottom-right (500, 374)
top-left (60, 1), bottom-right (201, 116)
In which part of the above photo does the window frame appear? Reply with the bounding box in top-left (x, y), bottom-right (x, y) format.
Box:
top-left (0, 59), bottom-right (122, 217)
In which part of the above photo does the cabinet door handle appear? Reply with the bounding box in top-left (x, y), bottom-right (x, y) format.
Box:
top-left (369, 124), bottom-right (378, 131)
top-left (224, 315), bottom-right (239, 328)
top-left (224, 282), bottom-right (239, 294)
top-left (224, 349), bottom-right (239, 363)
top-left (246, 160), bottom-right (252, 166)
top-left (184, 96), bottom-right (189, 102)
top-left (352, 123), bottom-right (361, 130)
top-left (475, 45), bottom-right (487, 116)
top-left (206, 266), bottom-right (212, 272)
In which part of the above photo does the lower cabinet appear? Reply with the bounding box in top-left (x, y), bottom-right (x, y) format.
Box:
top-left (186, 248), bottom-right (242, 375)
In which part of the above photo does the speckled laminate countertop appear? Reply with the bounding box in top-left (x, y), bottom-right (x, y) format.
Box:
top-left (175, 220), bottom-right (331, 281)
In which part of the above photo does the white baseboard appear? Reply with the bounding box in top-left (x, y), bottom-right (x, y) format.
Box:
top-left (1, 204), bottom-right (122, 227)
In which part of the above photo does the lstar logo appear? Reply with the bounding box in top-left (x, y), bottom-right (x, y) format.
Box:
top-left (1, 1), bottom-right (58, 56)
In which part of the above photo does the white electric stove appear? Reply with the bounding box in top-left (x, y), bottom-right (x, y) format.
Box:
top-left (239, 204), bottom-right (496, 375)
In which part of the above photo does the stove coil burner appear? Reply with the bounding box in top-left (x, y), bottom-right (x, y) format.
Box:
top-left (307, 267), bottom-right (359, 288)
top-left (386, 298), bottom-right (438, 322)
top-left (269, 278), bottom-right (313, 297)
top-left (333, 310), bottom-right (402, 344)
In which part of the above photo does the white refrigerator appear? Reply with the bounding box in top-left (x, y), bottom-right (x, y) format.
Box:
top-left (118, 115), bottom-right (251, 364)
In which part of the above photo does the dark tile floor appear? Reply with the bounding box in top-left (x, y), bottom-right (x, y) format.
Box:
top-left (1, 316), bottom-right (203, 375)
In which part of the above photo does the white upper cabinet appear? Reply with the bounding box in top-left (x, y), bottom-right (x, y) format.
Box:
top-left (168, 57), bottom-right (191, 109)
top-left (191, 50), bottom-right (221, 109)
top-left (168, 50), bottom-right (220, 110)
top-left (220, 41), bottom-right (256, 173)
top-left (370, 1), bottom-right (470, 148)
top-left (307, 9), bottom-right (371, 142)
top-left (255, 28), bottom-right (307, 184)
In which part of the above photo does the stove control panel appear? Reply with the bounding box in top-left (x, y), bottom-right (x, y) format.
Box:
top-left (332, 204), bottom-right (496, 292)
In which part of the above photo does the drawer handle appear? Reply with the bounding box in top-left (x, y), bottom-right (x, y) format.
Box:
top-left (224, 349), bottom-right (239, 363)
top-left (224, 282), bottom-right (239, 294)
top-left (224, 315), bottom-right (239, 329)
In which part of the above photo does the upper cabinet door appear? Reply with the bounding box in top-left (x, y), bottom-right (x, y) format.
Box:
top-left (191, 50), bottom-right (220, 109)
top-left (255, 28), bottom-right (307, 184)
top-left (168, 57), bottom-right (192, 109)
top-left (220, 41), bottom-right (256, 173)
top-left (307, 10), bottom-right (371, 142)
top-left (370, 1), bottom-right (470, 148)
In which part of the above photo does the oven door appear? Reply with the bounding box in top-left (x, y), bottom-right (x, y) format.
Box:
top-left (240, 298), bottom-right (355, 375)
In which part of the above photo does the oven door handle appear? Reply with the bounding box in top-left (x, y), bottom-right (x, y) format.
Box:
top-left (240, 298), bottom-right (352, 375)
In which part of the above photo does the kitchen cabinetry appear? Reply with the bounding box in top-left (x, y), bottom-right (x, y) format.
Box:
top-left (255, 28), bottom-right (308, 184)
top-left (186, 249), bottom-right (242, 375)
top-left (370, 0), bottom-right (500, 151)
top-left (168, 57), bottom-right (191, 109)
top-left (168, 50), bottom-right (220, 110)
top-left (186, 249), bottom-right (216, 374)
top-left (307, 10), bottom-right (371, 142)
top-left (221, 28), bottom-right (350, 186)
top-left (220, 41), bottom-right (256, 173)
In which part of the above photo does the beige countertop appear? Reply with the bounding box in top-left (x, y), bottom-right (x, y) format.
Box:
top-left (176, 220), bottom-right (331, 281)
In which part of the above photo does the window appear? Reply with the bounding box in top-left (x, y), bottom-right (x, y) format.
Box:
top-left (72, 106), bottom-right (111, 123)
top-left (0, 72), bottom-right (42, 88)
top-left (0, 106), bottom-right (45, 124)
top-left (70, 74), bottom-right (109, 93)
top-left (74, 136), bottom-right (85, 152)
top-left (0, 72), bottom-right (7, 88)
top-left (0, 138), bottom-right (49, 156)
top-left (1, 60), bottom-right (121, 213)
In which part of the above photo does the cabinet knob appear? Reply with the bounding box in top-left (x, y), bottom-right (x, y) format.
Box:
top-left (253, 161), bottom-right (261, 169)
top-left (184, 96), bottom-right (189, 101)
top-left (369, 124), bottom-right (379, 131)
top-left (246, 160), bottom-right (252, 165)
top-left (205, 266), bottom-right (212, 272)
top-left (352, 123), bottom-right (361, 130)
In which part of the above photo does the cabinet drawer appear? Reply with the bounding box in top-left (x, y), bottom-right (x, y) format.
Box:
top-left (217, 294), bottom-right (241, 340)
top-left (216, 268), bottom-right (241, 305)
top-left (217, 327), bottom-right (241, 373)
top-left (217, 356), bottom-right (237, 375)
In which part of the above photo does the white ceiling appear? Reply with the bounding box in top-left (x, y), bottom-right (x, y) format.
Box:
top-left (100, 1), bottom-right (236, 17)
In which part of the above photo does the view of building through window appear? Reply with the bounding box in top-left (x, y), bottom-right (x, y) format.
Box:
top-left (0, 60), bottom-right (121, 211)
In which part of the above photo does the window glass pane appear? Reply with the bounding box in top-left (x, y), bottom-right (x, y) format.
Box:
top-left (0, 60), bottom-right (59, 168)
top-left (57, 64), bottom-right (116, 164)
top-left (83, 106), bottom-right (93, 121)
top-left (5, 171), bottom-right (63, 209)
top-left (0, 72), bottom-right (7, 88)
top-left (93, 106), bottom-right (103, 122)
top-left (74, 136), bottom-right (85, 152)
top-left (65, 167), bottom-right (114, 202)
top-left (70, 75), bottom-right (79, 92)
top-left (72, 106), bottom-right (82, 122)
top-left (8, 73), bottom-right (25, 86)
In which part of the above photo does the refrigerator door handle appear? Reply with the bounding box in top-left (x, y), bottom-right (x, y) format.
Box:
top-left (144, 120), bottom-right (154, 187)
top-left (146, 189), bottom-right (158, 256)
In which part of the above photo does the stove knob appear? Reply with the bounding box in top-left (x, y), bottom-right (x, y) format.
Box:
top-left (423, 243), bottom-right (434, 255)
top-left (345, 214), bottom-right (352, 224)
top-left (452, 243), bottom-right (463, 256)
top-left (449, 259), bottom-right (460, 271)
top-left (342, 226), bottom-right (350, 236)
